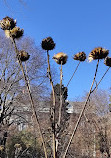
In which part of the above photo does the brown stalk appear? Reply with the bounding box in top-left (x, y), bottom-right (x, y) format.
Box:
top-left (47, 50), bottom-right (56, 158)
top-left (63, 59), bottom-right (99, 158)
top-left (11, 37), bottom-right (48, 158)
top-left (58, 61), bottom-right (63, 127)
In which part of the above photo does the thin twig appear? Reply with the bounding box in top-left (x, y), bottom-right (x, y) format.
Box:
top-left (91, 67), bottom-right (110, 93)
top-left (11, 37), bottom-right (48, 158)
top-left (63, 59), bottom-right (99, 158)
top-left (47, 50), bottom-right (56, 158)
top-left (62, 61), bottom-right (80, 96)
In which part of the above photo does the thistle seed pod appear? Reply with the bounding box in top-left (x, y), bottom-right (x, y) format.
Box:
top-left (0, 16), bottom-right (16, 30)
top-left (88, 47), bottom-right (109, 62)
top-left (104, 57), bottom-right (111, 67)
top-left (73, 52), bottom-right (86, 61)
top-left (5, 27), bottom-right (24, 39)
top-left (53, 52), bottom-right (68, 65)
top-left (41, 37), bottom-right (55, 51)
top-left (11, 27), bottom-right (24, 39)
top-left (18, 50), bottom-right (30, 62)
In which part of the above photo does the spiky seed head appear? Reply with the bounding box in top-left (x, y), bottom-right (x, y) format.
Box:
top-left (53, 52), bottom-right (68, 65)
top-left (104, 57), bottom-right (111, 67)
top-left (4, 27), bottom-right (24, 39)
top-left (18, 50), bottom-right (30, 62)
top-left (0, 16), bottom-right (16, 30)
top-left (88, 47), bottom-right (109, 62)
top-left (73, 52), bottom-right (86, 61)
top-left (41, 37), bottom-right (55, 51)
top-left (11, 27), bottom-right (24, 39)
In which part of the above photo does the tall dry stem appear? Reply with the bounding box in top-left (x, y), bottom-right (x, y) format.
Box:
top-left (46, 50), bottom-right (56, 158)
top-left (63, 59), bottom-right (99, 158)
top-left (11, 37), bottom-right (48, 158)
top-left (57, 61), bottom-right (63, 127)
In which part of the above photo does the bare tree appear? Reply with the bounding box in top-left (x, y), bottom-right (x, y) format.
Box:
top-left (0, 32), bottom-right (49, 157)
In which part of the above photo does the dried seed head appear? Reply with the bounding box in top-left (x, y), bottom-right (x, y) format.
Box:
top-left (18, 50), bottom-right (30, 62)
top-left (104, 57), bottom-right (111, 67)
top-left (5, 27), bottom-right (24, 39)
top-left (11, 27), bottom-right (24, 39)
top-left (53, 52), bottom-right (68, 65)
top-left (41, 37), bottom-right (55, 51)
top-left (0, 16), bottom-right (16, 30)
top-left (88, 47), bottom-right (109, 62)
top-left (14, 144), bottom-right (21, 148)
top-left (0, 145), bottom-right (4, 151)
top-left (73, 52), bottom-right (86, 61)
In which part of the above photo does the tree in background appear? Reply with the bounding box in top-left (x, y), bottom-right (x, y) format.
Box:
top-left (0, 33), bottom-right (49, 157)
top-left (50, 84), bottom-right (70, 157)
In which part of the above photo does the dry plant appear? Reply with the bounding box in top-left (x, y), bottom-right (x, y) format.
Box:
top-left (63, 47), bottom-right (110, 158)
top-left (41, 37), bottom-right (56, 158)
top-left (41, 40), bottom-right (111, 158)
top-left (1, 16), bottom-right (111, 158)
top-left (0, 17), bottom-right (48, 158)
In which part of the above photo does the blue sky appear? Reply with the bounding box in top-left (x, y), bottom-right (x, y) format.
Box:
top-left (0, 0), bottom-right (111, 100)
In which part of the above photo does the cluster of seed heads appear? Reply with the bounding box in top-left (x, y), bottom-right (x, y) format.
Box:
top-left (1, 17), bottom-right (111, 66)
top-left (0, 16), bottom-right (24, 40)
top-left (0, 16), bottom-right (30, 62)
top-left (41, 37), bottom-right (111, 66)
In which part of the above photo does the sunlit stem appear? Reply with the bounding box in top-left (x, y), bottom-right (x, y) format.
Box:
top-left (11, 36), bottom-right (48, 158)
top-left (63, 59), bottom-right (99, 158)
top-left (58, 61), bottom-right (63, 127)
top-left (47, 50), bottom-right (56, 158)
top-left (91, 67), bottom-right (110, 93)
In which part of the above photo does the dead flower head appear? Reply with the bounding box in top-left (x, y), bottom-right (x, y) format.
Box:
top-left (88, 47), bottom-right (109, 62)
top-left (5, 27), bottom-right (24, 39)
top-left (0, 145), bottom-right (4, 151)
top-left (41, 37), bottom-right (55, 51)
top-left (0, 16), bottom-right (16, 30)
top-left (18, 50), bottom-right (30, 62)
top-left (14, 144), bottom-right (21, 149)
top-left (73, 52), bottom-right (86, 61)
top-left (53, 52), bottom-right (68, 65)
top-left (104, 57), bottom-right (111, 67)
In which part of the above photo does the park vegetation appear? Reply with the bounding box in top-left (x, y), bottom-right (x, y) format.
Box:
top-left (0, 16), bottom-right (111, 158)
